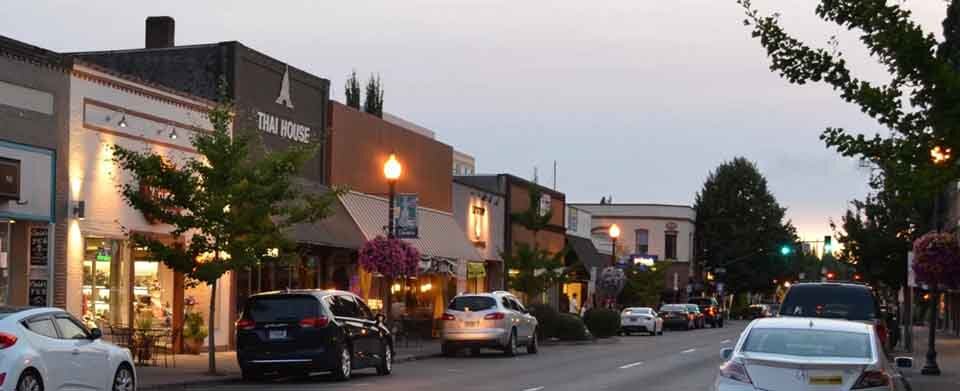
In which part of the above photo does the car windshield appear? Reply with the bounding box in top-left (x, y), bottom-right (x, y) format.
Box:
top-left (743, 328), bottom-right (872, 359)
top-left (626, 308), bottom-right (651, 314)
top-left (686, 305), bottom-right (699, 312)
top-left (689, 299), bottom-right (714, 306)
top-left (780, 285), bottom-right (877, 321)
top-left (449, 296), bottom-right (497, 311)
top-left (661, 305), bottom-right (686, 312)
top-left (245, 295), bottom-right (318, 322)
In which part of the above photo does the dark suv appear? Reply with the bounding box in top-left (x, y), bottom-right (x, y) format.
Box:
top-left (778, 282), bottom-right (888, 350)
top-left (236, 290), bottom-right (393, 381)
top-left (688, 296), bottom-right (724, 328)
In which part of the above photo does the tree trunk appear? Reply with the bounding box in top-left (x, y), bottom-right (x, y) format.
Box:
top-left (208, 279), bottom-right (218, 375)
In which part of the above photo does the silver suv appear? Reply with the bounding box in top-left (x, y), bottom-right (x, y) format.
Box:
top-left (440, 291), bottom-right (538, 356)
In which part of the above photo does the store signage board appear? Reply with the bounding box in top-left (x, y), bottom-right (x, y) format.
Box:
top-left (30, 226), bottom-right (48, 266)
top-left (29, 279), bottom-right (47, 306)
top-left (395, 194), bottom-right (419, 239)
top-left (256, 112), bottom-right (312, 143)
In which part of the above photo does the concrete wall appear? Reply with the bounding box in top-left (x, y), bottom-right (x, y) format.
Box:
top-left (566, 206), bottom-right (592, 238)
top-left (330, 102), bottom-right (453, 212)
top-left (452, 181), bottom-right (504, 260)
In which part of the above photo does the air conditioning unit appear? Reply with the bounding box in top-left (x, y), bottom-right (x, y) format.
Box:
top-left (0, 158), bottom-right (20, 202)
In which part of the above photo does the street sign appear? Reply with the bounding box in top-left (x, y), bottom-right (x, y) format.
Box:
top-left (394, 194), bottom-right (419, 239)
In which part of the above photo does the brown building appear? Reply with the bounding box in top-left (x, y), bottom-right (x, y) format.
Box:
top-left (328, 102), bottom-right (452, 212)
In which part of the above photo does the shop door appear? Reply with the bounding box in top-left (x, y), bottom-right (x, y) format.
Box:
top-left (0, 221), bottom-right (10, 305)
top-left (83, 238), bottom-right (132, 328)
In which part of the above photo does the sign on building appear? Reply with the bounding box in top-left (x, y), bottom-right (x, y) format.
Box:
top-left (395, 194), bottom-right (419, 239)
top-left (538, 194), bottom-right (551, 217)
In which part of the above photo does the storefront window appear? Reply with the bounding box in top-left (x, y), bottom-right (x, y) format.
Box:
top-left (131, 246), bottom-right (174, 329)
top-left (82, 238), bottom-right (130, 329)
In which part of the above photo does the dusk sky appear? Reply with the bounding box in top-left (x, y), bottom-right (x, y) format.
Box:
top-left (3, 1), bottom-right (950, 241)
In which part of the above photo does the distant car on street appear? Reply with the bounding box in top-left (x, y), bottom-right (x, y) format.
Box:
top-left (236, 290), bottom-right (393, 381)
top-left (747, 304), bottom-right (772, 319)
top-left (0, 306), bottom-right (137, 391)
top-left (685, 304), bottom-right (706, 328)
top-left (619, 307), bottom-right (663, 336)
top-left (689, 296), bottom-right (725, 328)
top-left (441, 291), bottom-right (538, 357)
top-left (778, 282), bottom-right (889, 351)
top-left (715, 317), bottom-right (913, 391)
top-left (659, 304), bottom-right (697, 330)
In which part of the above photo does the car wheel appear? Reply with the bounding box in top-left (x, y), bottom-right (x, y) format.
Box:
top-left (527, 331), bottom-right (539, 354)
top-left (442, 342), bottom-right (457, 357)
top-left (241, 369), bottom-right (265, 382)
top-left (504, 329), bottom-right (517, 357)
top-left (333, 344), bottom-right (352, 381)
top-left (112, 364), bottom-right (135, 391)
top-left (376, 341), bottom-right (393, 376)
top-left (470, 347), bottom-right (482, 356)
top-left (719, 318), bottom-right (724, 328)
top-left (16, 370), bottom-right (42, 391)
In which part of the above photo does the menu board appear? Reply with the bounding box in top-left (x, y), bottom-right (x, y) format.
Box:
top-left (30, 226), bottom-right (49, 266)
top-left (29, 279), bottom-right (47, 306)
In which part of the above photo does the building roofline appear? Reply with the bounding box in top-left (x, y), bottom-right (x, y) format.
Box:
top-left (453, 178), bottom-right (505, 196)
top-left (569, 202), bottom-right (694, 209)
top-left (0, 34), bottom-right (72, 71)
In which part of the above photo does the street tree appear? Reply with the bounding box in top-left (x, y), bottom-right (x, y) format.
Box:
top-left (502, 187), bottom-right (567, 302)
top-left (345, 70), bottom-right (361, 110)
top-left (738, 0), bottom-right (960, 222)
top-left (694, 157), bottom-right (798, 294)
top-left (618, 266), bottom-right (666, 307)
top-left (111, 97), bottom-right (339, 374)
top-left (364, 73), bottom-right (384, 118)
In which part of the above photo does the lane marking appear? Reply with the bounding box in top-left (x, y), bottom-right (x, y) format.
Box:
top-left (721, 339), bottom-right (732, 344)
top-left (522, 387), bottom-right (545, 391)
top-left (618, 361), bottom-right (645, 369)
top-left (681, 348), bottom-right (697, 354)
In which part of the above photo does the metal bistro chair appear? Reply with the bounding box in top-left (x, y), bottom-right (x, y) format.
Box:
top-left (105, 325), bottom-right (135, 352)
top-left (149, 328), bottom-right (177, 368)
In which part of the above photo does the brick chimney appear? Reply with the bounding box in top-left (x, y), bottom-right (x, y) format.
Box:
top-left (145, 16), bottom-right (175, 49)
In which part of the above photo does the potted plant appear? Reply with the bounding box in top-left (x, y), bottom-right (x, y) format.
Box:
top-left (182, 311), bottom-right (208, 355)
top-left (134, 316), bottom-right (155, 361)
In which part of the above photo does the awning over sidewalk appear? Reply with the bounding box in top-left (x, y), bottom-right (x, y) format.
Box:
top-left (567, 234), bottom-right (606, 271)
top-left (284, 183), bottom-right (367, 249)
top-left (339, 191), bottom-right (483, 266)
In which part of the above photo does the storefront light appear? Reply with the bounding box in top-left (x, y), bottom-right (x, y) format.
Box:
top-left (508, 269), bottom-right (519, 276)
top-left (390, 283), bottom-right (402, 294)
top-left (420, 282), bottom-right (432, 293)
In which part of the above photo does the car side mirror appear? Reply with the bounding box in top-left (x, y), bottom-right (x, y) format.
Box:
top-left (894, 357), bottom-right (913, 368)
top-left (375, 313), bottom-right (386, 324)
top-left (89, 328), bottom-right (103, 340)
top-left (720, 347), bottom-right (733, 361)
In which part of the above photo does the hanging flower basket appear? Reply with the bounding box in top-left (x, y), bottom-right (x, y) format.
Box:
top-left (358, 236), bottom-right (420, 279)
top-left (912, 231), bottom-right (960, 290)
top-left (597, 267), bottom-right (626, 296)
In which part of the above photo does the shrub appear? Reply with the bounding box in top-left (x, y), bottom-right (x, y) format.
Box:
top-left (583, 308), bottom-right (621, 338)
top-left (183, 312), bottom-right (208, 341)
top-left (555, 313), bottom-right (591, 341)
top-left (528, 304), bottom-right (560, 339)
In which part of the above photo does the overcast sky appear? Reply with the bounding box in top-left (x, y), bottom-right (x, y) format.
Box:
top-left (3, 1), bottom-right (950, 240)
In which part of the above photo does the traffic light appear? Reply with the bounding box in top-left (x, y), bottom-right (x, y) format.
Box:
top-left (824, 236), bottom-right (833, 252)
top-left (780, 245), bottom-right (792, 256)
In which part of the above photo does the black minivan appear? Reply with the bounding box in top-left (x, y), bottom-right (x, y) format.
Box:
top-left (236, 289), bottom-right (393, 381)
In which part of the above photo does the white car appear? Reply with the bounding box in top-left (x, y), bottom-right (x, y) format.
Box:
top-left (620, 307), bottom-right (663, 336)
top-left (715, 317), bottom-right (912, 391)
top-left (0, 306), bottom-right (136, 391)
top-left (441, 291), bottom-right (538, 356)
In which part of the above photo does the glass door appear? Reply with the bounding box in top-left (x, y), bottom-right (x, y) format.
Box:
top-left (82, 238), bottom-right (131, 329)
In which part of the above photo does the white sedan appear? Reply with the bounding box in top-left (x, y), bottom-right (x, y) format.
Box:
top-left (620, 307), bottom-right (663, 336)
top-left (0, 306), bottom-right (136, 391)
top-left (716, 317), bottom-right (912, 391)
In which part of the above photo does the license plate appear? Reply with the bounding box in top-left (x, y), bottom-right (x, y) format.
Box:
top-left (629, 317), bottom-right (638, 322)
top-left (268, 330), bottom-right (287, 340)
top-left (464, 321), bottom-right (479, 328)
top-left (809, 376), bottom-right (842, 385)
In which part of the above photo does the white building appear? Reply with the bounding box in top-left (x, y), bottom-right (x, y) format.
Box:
top-left (453, 150), bottom-right (475, 176)
top-left (66, 62), bottom-right (231, 347)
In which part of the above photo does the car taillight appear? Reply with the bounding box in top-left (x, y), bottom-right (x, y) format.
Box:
top-left (719, 360), bottom-right (752, 385)
top-left (875, 323), bottom-right (889, 347)
top-left (299, 316), bottom-right (330, 328)
top-left (236, 319), bottom-right (255, 330)
top-left (687, 314), bottom-right (694, 320)
top-left (852, 370), bottom-right (890, 389)
top-left (484, 312), bottom-right (506, 320)
top-left (0, 333), bottom-right (17, 349)
top-left (441, 313), bottom-right (456, 321)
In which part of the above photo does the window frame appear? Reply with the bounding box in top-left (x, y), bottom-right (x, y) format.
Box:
top-left (22, 313), bottom-right (60, 339)
top-left (53, 314), bottom-right (91, 340)
top-left (664, 231), bottom-right (678, 259)
top-left (635, 229), bottom-right (650, 254)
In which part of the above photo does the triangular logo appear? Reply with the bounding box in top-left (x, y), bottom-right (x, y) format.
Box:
top-left (276, 65), bottom-right (294, 109)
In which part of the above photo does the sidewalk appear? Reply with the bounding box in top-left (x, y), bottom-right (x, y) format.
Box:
top-left (901, 326), bottom-right (960, 391)
top-left (138, 340), bottom-right (442, 390)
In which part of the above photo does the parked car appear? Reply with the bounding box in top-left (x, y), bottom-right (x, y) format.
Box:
top-left (685, 304), bottom-right (706, 328)
top-left (619, 307), bottom-right (663, 336)
top-left (659, 304), bottom-right (697, 330)
top-left (236, 290), bottom-right (393, 381)
top-left (747, 304), bottom-right (772, 319)
top-left (689, 296), bottom-right (725, 328)
top-left (441, 291), bottom-right (538, 356)
top-left (778, 282), bottom-right (889, 351)
top-left (715, 317), bottom-right (912, 391)
top-left (0, 306), bottom-right (137, 391)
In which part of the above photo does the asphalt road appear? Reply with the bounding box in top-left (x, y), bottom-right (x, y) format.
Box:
top-left (171, 321), bottom-right (747, 391)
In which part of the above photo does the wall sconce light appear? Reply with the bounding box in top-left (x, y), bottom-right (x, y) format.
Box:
top-left (169, 128), bottom-right (178, 140)
top-left (118, 113), bottom-right (128, 128)
top-left (72, 200), bottom-right (86, 220)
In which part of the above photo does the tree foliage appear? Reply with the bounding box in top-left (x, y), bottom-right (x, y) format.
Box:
top-left (111, 96), bottom-right (339, 373)
top-left (618, 266), bottom-right (666, 307)
top-left (739, 0), bottom-right (960, 221)
top-left (503, 186), bottom-right (566, 301)
top-left (694, 157), bottom-right (798, 294)
top-left (345, 70), bottom-right (361, 110)
top-left (364, 73), bottom-right (384, 118)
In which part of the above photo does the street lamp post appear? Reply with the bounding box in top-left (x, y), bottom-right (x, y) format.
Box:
top-left (609, 224), bottom-right (621, 267)
top-left (921, 145), bottom-right (951, 375)
top-left (384, 153), bottom-right (402, 239)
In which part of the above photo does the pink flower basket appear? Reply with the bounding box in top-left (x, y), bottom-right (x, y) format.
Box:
top-left (358, 236), bottom-right (420, 279)
top-left (912, 232), bottom-right (960, 289)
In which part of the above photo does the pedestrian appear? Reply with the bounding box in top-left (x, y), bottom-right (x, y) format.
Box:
top-left (569, 293), bottom-right (579, 314)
